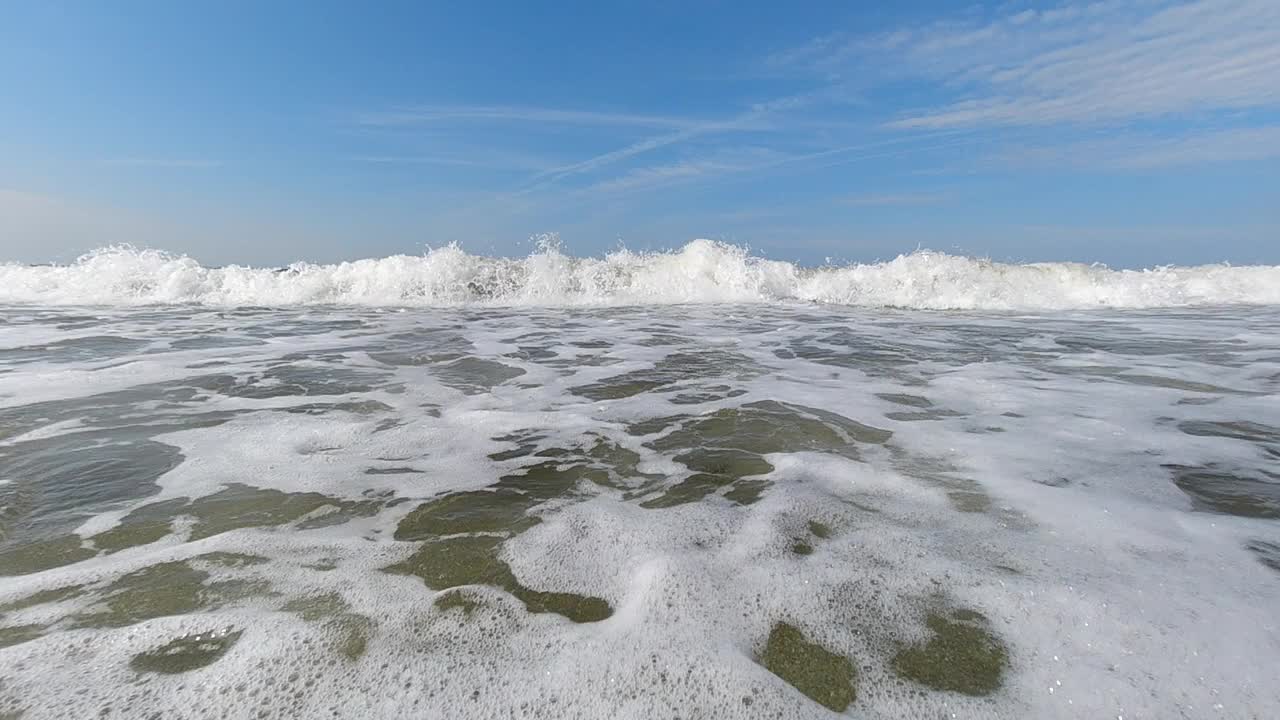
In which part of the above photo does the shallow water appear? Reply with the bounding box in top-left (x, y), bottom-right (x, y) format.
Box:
top-left (1, 303), bottom-right (1278, 719)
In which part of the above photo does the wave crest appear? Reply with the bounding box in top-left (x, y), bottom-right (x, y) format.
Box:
top-left (2, 240), bottom-right (1278, 310)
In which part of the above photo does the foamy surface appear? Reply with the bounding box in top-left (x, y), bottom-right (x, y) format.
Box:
top-left (2, 241), bottom-right (1279, 309)
top-left (1, 301), bottom-right (1278, 719)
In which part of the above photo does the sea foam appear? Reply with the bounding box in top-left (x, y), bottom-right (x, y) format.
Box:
top-left (2, 240), bottom-right (1278, 309)
top-left (2, 303), bottom-right (1279, 719)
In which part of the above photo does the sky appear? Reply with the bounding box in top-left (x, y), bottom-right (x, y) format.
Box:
top-left (1, 0), bottom-right (1278, 268)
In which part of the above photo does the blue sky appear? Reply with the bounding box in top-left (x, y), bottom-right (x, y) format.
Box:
top-left (1, 0), bottom-right (1277, 268)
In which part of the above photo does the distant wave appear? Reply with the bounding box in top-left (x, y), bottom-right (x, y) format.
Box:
top-left (2, 241), bottom-right (1279, 310)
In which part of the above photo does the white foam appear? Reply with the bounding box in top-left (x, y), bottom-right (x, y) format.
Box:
top-left (3, 240), bottom-right (1279, 309)
top-left (3, 303), bottom-right (1279, 720)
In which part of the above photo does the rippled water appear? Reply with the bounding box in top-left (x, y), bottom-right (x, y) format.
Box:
top-left (1, 304), bottom-right (1278, 719)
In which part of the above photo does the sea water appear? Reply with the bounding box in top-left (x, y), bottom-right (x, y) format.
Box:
top-left (1, 242), bottom-right (1278, 719)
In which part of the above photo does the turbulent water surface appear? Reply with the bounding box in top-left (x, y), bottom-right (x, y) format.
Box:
top-left (1, 249), bottom-right (1279, 719)
top-left (3, 241), bottom-right (1280, 309)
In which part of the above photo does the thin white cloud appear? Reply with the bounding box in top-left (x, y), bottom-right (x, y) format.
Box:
top-left (996, 124), bottom-right (1280, 169)
top-left (355, 105), bottom-right (701, 130)
top-left (567, 131), bottom-right (990, 198)
top-left (528, 125), bottom-right (719, 185)
top-left (357, 155), bottom-right (493, 167)
top-left (526, 110), bottom-right (779, 188)
top-left (582, 148), bottom-right (788, 195)
top-left (764, 32), bottom-right (847, 71)
top-left (104, 157), bottom-right (222, 169)
top-left (355, 90), bottom-right (849, 198)
top-left (841, 191), bottom-right (949, 207)
top-left (763, 129), bottom-right (981, 170)
top-left (521, 90), bottom-right (831, 190)
top-left (774, 0), bottom-right (1280, 129)
top-left (351, 1), bottom-right (1278, 212)
top-left (897, 0), bottom-right (1280, 128)
top-left (1118, 125), bottom-right (1280, 168)
top-left (353, 151), bottom-right (552, 171)
top-left (350, 101), bottom-right (788, 200)
top-left (583, 159), bottom-right (728, 195)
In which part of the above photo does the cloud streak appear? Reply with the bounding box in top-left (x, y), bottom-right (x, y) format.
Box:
top-left (355, 105), bottom-right (701, 130)
top-left (996, 124), bottom-right (1280, 170)
top-left (522, 100), bottom-right (800, 189)
top-left (103, 157), bottom-right (223, 169)
top-left (581, 147), bottom-right (788, 195)
top-left (520, 88), bottom-right (872, 192)
top-left (894, 0), bottom-right (1280, 128)
top-left (355, 0), bottom-right (1280, 218)
top-left (353, 151), bottom-right (552, 172)
top-left (841, 191), bottom-right (949, 207)
top-left (773, 0), bottom-right (1280, 129)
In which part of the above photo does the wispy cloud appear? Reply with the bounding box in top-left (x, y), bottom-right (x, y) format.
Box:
top-left (581, 148), bottom-right (788, 195)
top-left (103, 157), bottom-right (223, 169)
top-left (1117, 125), bottom-right (1280, 168)
top-left (518, 90), bottom-right (848, 191)
top-left (564, 131), bottom-right (991, 198)
top-left (841, 191), bottom-right (949, 207)
top-left (525, 107), bottom-right (786, 189)
top-left (996, 124), bottom-right (1280, 170)
top-left (355, 0), bottom-right (1279, 219)
top-left (527, 125), bottom-right (720, 186)
top-left (353, 150), bottom-right (552, 172)
top-left (352, 99), bottom-right (803, 195)
top-left (772, 0), bottom-right (1280, 129)
top-left (764, 32), bottom-right (848, 73)
top-left (895, 0), bottom-right (1280, 128)
top-left (355, 104), bottom-right (700, 130)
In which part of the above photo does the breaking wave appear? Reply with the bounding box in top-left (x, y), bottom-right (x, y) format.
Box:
top-left (2, 240), bottom-right (1278, 310)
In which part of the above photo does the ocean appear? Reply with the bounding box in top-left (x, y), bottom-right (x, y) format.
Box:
top-left (1, 242), bottom-right (1278, 719)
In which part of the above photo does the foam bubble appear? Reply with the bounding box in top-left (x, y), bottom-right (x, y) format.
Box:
top-left (2, 300), bottom-right (1279, 719)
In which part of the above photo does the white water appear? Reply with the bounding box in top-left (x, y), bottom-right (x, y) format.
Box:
top-left (3, 240), bottom-right (1279, 310)
top-left (1, 304), bottom-right (1279, 719)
